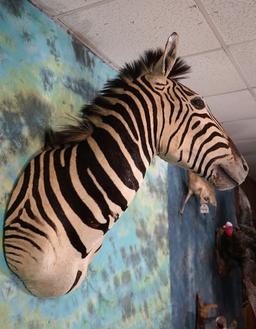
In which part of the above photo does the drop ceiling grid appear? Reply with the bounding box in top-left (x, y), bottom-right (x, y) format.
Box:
top-left (206, 90), bottom-right (256, 122)
top-left (29, 0), bottom-right (256, 179)
top-left (198, 0), bottom-right (256, 45)
top-left (30, 0), bottom-right (113, 16)
top-left (57, 0), bottom-right (222, 66)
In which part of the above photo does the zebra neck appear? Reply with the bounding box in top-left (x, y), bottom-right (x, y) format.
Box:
top-left (73, 112), bottom-right (154, 225)
top-left (92, 81), bottom-right (158, 160)
top-left (88, 119), bottom-right (152, 182)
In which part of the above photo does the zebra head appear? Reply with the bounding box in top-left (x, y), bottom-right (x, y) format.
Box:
top-left (142, 33), bottom-right (248, 190)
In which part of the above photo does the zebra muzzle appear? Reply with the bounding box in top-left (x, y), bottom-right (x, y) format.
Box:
top-left (211, 160), bottom-right (248, 191)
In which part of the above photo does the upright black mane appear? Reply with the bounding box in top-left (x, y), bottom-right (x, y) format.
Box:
top-left (119, 49), bottom-right (191, 80)
top-left (99, 49), bottom-right (191, 97)
top-left (45, 49), bottom-right (191, 148)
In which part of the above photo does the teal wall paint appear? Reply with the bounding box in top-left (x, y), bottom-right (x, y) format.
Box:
top-left (0, 1), bottom-right (171, 328)
top-left (168, 166), bottom-right (243, 328)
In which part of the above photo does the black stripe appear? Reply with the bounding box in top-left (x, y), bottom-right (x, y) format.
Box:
top-left (7, 257), bottom-right (22, 265)
top-left (122, 81), bottom-right (154, 154)
top-left (66, 270), bottom-right (82, 294)
top-left (166, 90), bottom-right (175, 124)
top-left (4, 234), bottom-right (43, 251)
top-left (54, 146), bottom-right (109, 233)
top-left (5, 226), bottom-right (32, 236)
top-left (132, 67), bottom-right (163, 151)
top-left (4, 243), bottom-right (29, 253)
top-left (5, 217), bottom-right (48, 239)
top-left (191, 120), bottom-right (200, 130)
top-left (134, 77), bottom-right (158, 153)
top-left (94, 244), bottom-right (102, 254)
top-left (197, 143), bottom-right (229, 175)
top-left (92, 128), bottom-right (139, 191)
top-left (5, 251), bottom-right (22, 258)
top-left (5, 163), bottom-right (30, 219)
top-left (174, 99), bottom-right (184, 123)
top-left (179, 83), bottom-right (196, 97)
top-left (206, 168), bottom-right (214, 181)
top-left (32, 155), bottom-right (57, 232)
top-left (173, 84), bottom-right (184, 122)
top-left (77, 142), bottom-right (128, 211)
top-left (178, 113), bottom-right (212, 149)
top-left (176, 84), bottom-right (193, 99)
top-left (100, 115), bottom-right (146, 175)
top-left (165, 107), bottom-right (190, 154)
top-left (203, 154), bottom-right (229, 179)
top-left (93, 97), bottom-right (139, 141)
top-left (43, 150), bottom-right (88, 258)
top-left (177, 150), bottom-right (183, 163)
top-left (188, 127), bottom-right (224, 163)
top-left (4, 243), bottom-right (38, 262)
top-left (158, 97), bottom-right (166, 151)
top-left (110, 92), bottom-right (151, 163)
top-left (24, 199), bottom-right (35, 219)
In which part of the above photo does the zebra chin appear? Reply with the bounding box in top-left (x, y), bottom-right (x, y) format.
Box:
top-left (20, 262), bottom-right (88, 298)
top-left (209, 158), bottom-right (248, 191)
top-left (15, 237), bottom-right (103, 298)
top-left (12, 258), bottom-right (85, 298)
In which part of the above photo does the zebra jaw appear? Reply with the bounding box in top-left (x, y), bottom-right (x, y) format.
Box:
top-left (210, 162), bottom-right (247, 191)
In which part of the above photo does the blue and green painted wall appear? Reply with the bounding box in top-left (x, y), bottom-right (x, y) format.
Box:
top-left (0, 1), bottom-right (171, 328)
top-left (0, 1), bottom-right (243, 328)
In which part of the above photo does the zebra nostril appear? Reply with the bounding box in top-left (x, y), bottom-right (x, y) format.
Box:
top-left (243, 163), bottom-right (248, 171)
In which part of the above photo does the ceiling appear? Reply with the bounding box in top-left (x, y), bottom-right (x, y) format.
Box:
top-left (31, 0), bottom-right (256, 181)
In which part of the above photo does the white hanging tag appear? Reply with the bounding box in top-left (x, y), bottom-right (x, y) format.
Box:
top-left (200, 203), bottom-right (209, 214)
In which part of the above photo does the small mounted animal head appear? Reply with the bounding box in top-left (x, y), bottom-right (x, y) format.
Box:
top-left (180, 170), bottom-right (217, 216)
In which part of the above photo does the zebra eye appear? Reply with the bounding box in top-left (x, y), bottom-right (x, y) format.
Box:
top-left (191, 97), bottom-right (205, 109)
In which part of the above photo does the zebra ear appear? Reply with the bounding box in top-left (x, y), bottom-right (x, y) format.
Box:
top-left (154, 32), bottom-right (179, 77)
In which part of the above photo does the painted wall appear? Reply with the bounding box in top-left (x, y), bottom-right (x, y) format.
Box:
top-left (168, 166), bottom-right (243, 328)
top-left (0, 1), bottom-right (171, 328)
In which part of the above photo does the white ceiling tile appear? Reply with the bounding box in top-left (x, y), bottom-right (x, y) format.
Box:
top-left (206, 90), bottom-right (256, 123)
top-left (223, 118), bottom-right (256, 142)
top-left (31, 0), bottom-right (103, 16)
top-left (184, 50), bottom-right (246, 96)
top-left (201, 0), bottom-right (256, 44)
top-left (230, 40), bottom-right (256, 88)
top-left (59, 0), bottom-right (220, 67)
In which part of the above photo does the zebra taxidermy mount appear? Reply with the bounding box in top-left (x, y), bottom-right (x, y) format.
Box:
top-left (3, 33), bottom-right (248, 297)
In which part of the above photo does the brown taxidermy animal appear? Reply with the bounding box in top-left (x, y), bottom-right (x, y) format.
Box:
top-left (216, 221), bottom-right (256, 319)
top-left (180, 170), bottom-right (217, 215)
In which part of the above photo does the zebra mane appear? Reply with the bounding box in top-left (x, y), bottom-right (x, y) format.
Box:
top-left (119, 49), bottom-right (191, 80)
top-left (45, 50), bottom-right (191, 148)
top-left (44, 117), bottom-right (93, 149)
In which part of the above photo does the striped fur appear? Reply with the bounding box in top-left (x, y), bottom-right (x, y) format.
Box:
top-left (3, 33), bottom-right (248, 297)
